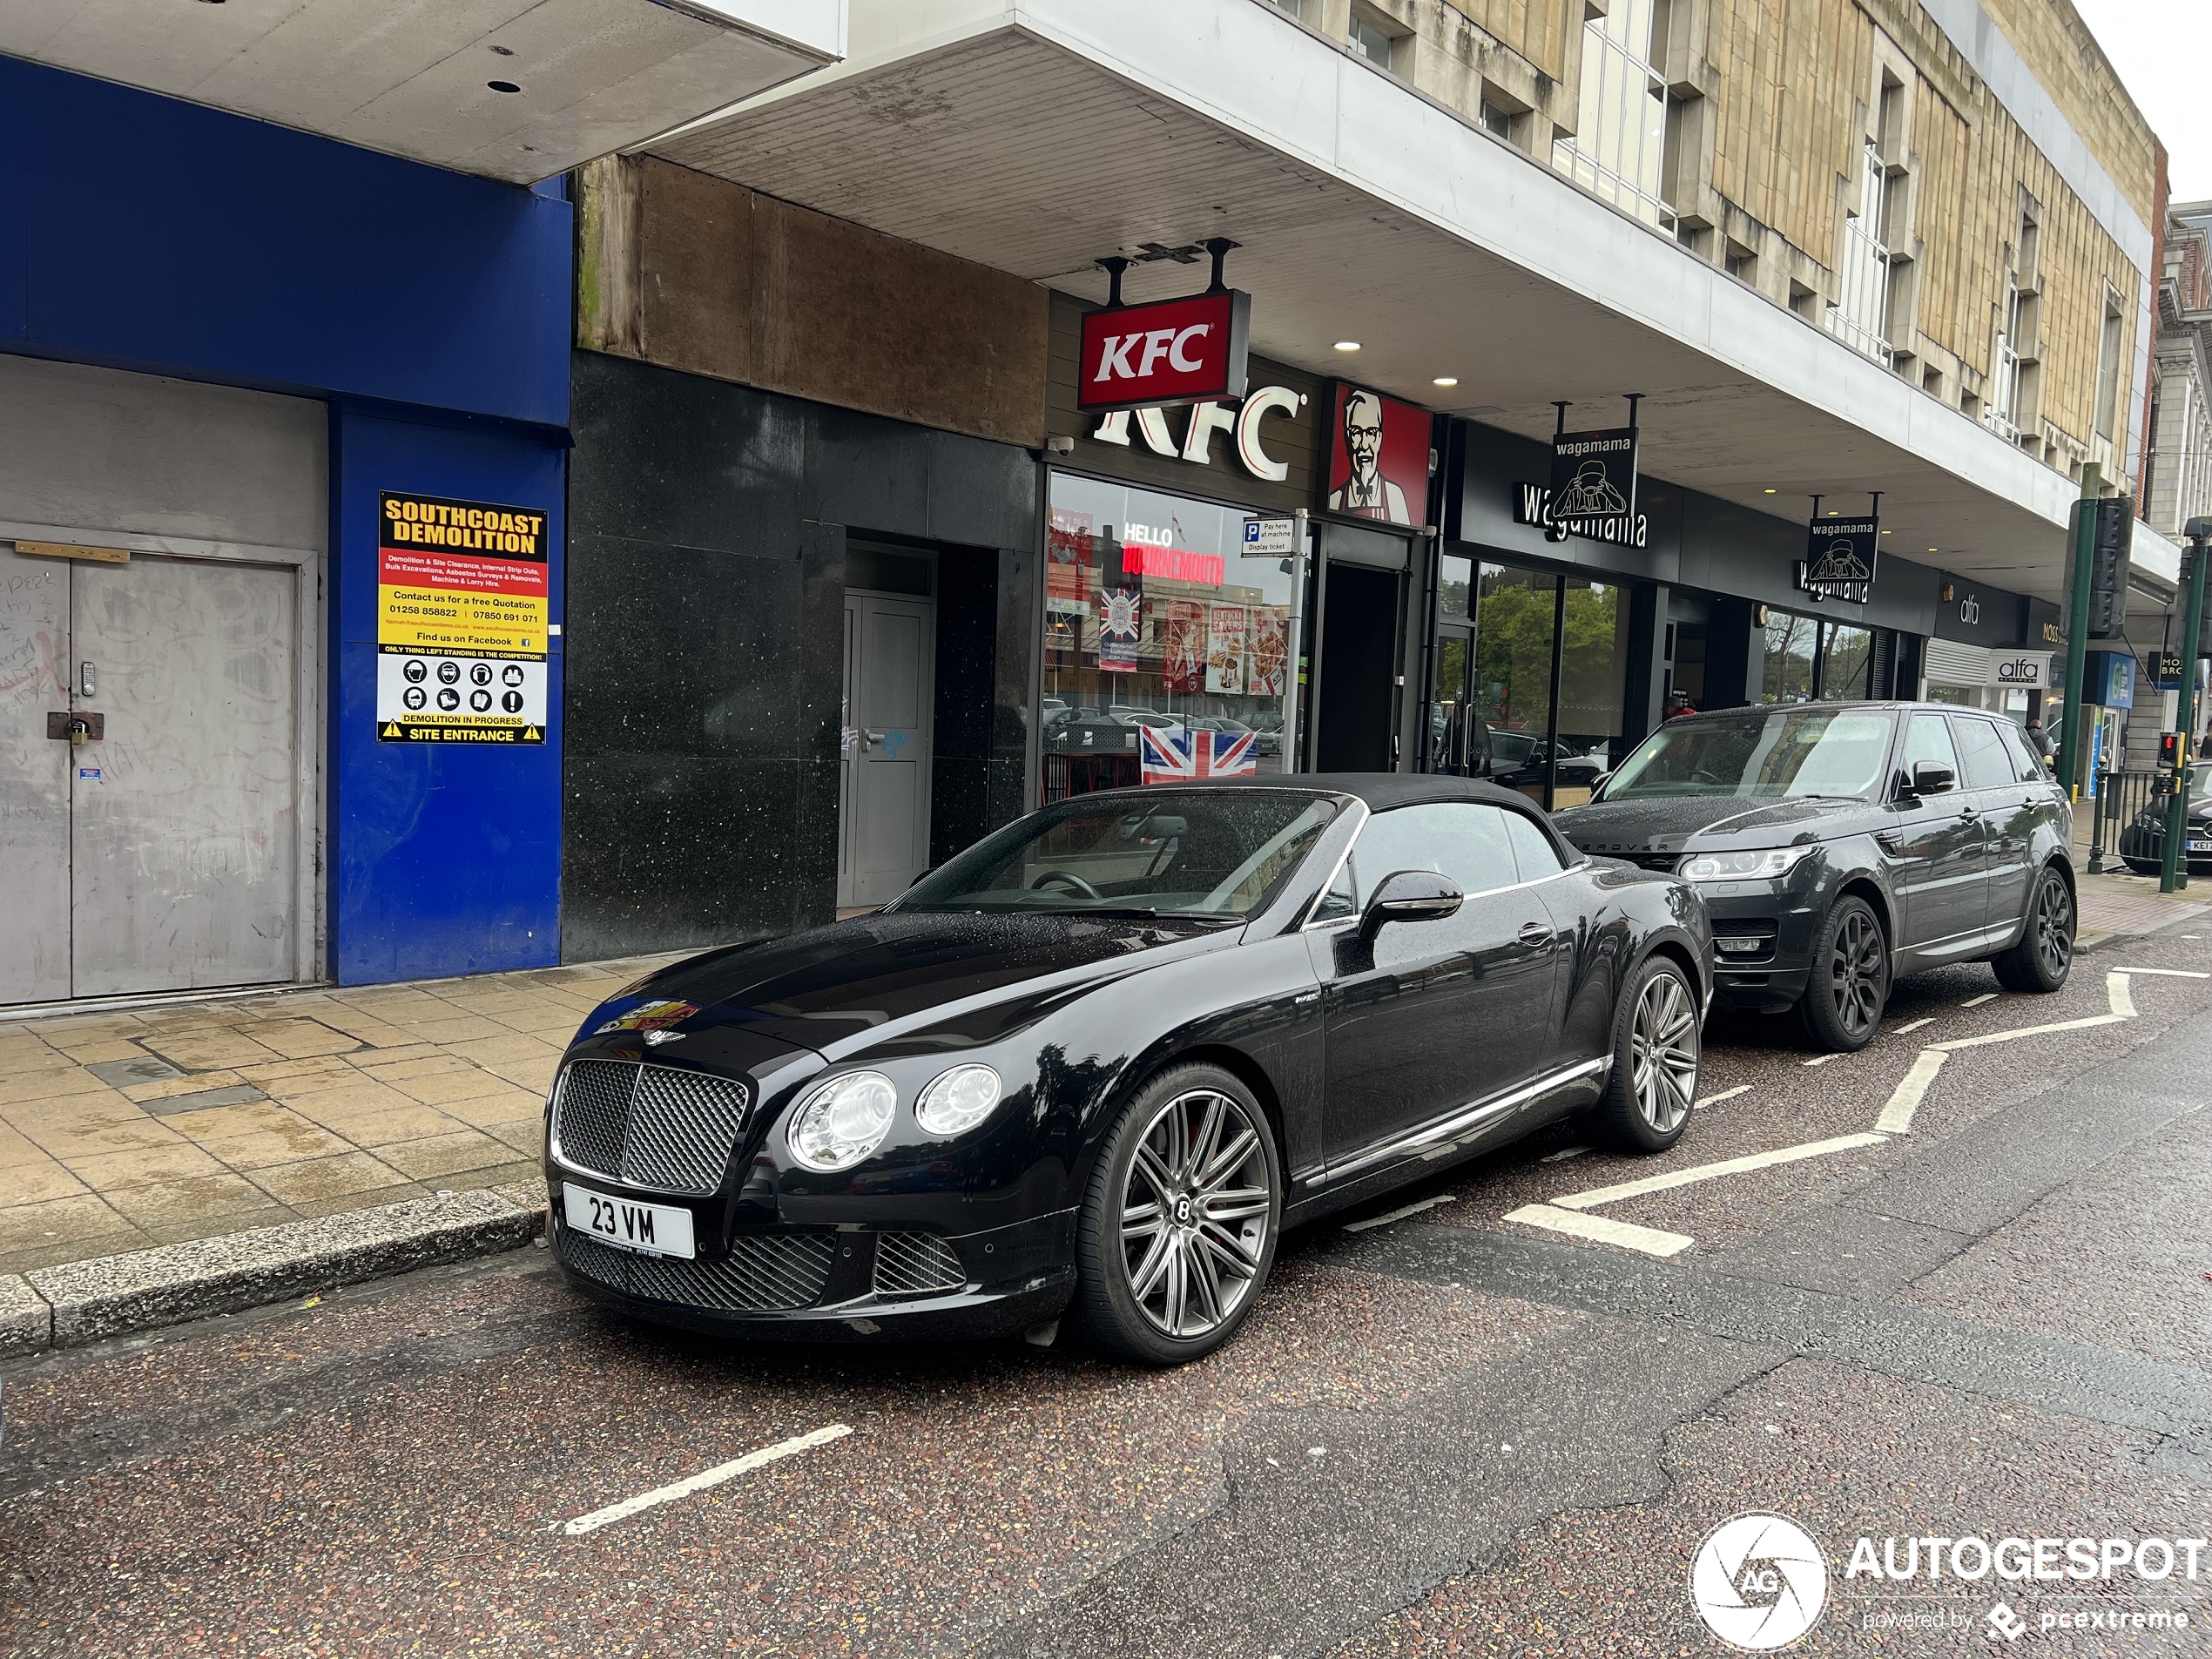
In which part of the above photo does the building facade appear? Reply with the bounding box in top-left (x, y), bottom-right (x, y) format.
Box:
top-left (0, 6), bottom-right (844, 1008)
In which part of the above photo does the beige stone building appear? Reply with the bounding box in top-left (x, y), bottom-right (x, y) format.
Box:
top-left (2144, 202), bottom-right (2212, 541)
top-left (1283, 0), bottom-right (2155, 491)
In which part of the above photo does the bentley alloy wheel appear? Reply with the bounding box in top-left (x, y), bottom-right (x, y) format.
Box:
top-left (1074, 1065), bottom-right (1283, 1362)
top-left (1118, 1088), bottom-right (1273, 1339)
top-left (1629, 967), bottom-right (1699, 1136)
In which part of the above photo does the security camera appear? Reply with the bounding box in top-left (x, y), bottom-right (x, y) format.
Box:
top-left (2187, 516), bottom-right (2212, 542)
top-left (1045, 435), bottom-right (1076, 456)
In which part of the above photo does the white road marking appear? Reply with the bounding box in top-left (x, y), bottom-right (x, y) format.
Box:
top-left (1504, 1203), bottom-right (1695, 1257)
top-left (1541, 1144), bottom-right (1591, 1163)
top-left (1550, 1132), bottom-right (1889, 1211)
top-left (2110, 967), bottom-right (2212, 978)
top-left (1695, 1085), bottom-right (1750, 1108)
top-left (1959, 993), bottom-right (1998, 1008)
top-left (1929, 1012), bottom-right (2127, 1052)
top-left (1343, 1193), bottom-right (1457, 1231)
top-left (562, 1425), bottom-right (853, 1537)
top-left (2108, 973), bottom-right (2136, 1019)
top-left (1874, 1049), bottom-right (1949, 1135)
top-left (1801, 1054), bottom-right (1836, 1068)
top-left (1891, 1017), bottom-right (1936, 1035)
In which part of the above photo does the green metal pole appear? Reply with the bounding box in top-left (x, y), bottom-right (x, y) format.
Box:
top-left (2165, 535), bottom-right (2209, 893)
top-left (2055, 463), bottom-right (2101, 806)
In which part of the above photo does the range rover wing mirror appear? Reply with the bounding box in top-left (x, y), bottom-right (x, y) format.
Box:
top-left (1906, 760), bottom-right (1956, 798)
top-left (1358, 870), bottom-right (1464, 943)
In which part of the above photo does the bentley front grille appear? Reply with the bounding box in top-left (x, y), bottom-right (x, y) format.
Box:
top-left (872, 1231), bottom-right (967, 1298)
top-left (551, 1059), bottom-right (751, 1196)
top-left (558, 1228), bottom-right (836, 1312)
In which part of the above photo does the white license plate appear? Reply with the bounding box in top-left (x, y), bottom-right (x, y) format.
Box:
top-left (563, 1184), bottom-right (696, 1258)
top-left (2189, 840), bottom-right (2212, 853)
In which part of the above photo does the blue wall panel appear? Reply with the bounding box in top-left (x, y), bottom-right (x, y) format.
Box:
top-left (331, 408), bottom-right (565, 984)
top-left (0, 55), bottom-right (570, 428)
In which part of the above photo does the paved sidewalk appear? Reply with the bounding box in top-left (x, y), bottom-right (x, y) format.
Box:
top-left (0, 957), bottom-right (677, 1278)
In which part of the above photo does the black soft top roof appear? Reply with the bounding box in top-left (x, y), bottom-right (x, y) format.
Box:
top-left (1084, 771), bottom-right (1553, 819)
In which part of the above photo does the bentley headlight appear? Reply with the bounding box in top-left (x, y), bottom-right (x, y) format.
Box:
top-left (1677, 846), bottom-right (1814, 882)
top-left (914, 1064), bottom-right (1004, 1136)
top-left (788, 1071), bottom-right (898, 1171)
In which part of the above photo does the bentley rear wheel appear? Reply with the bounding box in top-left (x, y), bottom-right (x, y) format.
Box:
top-left (1072, 1064), bottom-right (1281, 1365)
top-left (1595, 954), bottom-right (1701, 1152)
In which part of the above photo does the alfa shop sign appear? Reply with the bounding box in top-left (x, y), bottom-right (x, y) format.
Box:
top-left (1078, 289), bottom-right (1253, 413)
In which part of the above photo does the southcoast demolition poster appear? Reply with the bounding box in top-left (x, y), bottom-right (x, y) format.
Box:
top-left (374, 491), bottom-right (550, 745)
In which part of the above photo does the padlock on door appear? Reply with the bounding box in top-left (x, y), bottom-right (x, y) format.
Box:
top-left (45, 711), bottom-right (105, 745)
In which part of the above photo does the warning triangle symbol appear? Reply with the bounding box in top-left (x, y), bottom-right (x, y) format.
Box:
top-left (523, 725), bottom-right (542, 741)
top-left (380, 722), bottom-right (403, 738)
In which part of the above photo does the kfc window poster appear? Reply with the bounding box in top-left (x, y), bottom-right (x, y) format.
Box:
top-left (1325, 384), bottom-right (1430, 528)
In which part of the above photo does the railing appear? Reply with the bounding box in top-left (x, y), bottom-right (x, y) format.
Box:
top-left (2086, 768), bottom-right (2163, 873)
top-left (1042, 752), bottom-right (1139, 804)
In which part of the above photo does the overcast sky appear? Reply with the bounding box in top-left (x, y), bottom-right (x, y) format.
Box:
top-left (2067, 0), bottom-right (2212, 205)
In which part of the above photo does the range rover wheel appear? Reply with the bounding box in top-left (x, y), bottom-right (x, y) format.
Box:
top-left (1993, 865), bottom-right (2074, 994)
top-left (1797, 894), bottom-right (1889, 1052)
top-left (1072, 1065), bottom-right (1281, 1366)
top-left (1595, 954), bottom-right (1701, 1152)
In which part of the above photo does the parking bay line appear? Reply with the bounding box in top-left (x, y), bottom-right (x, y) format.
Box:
top-left (1695, 1085), bottom-right (1750, 1108)
top-left (1548, 1132), bottom-right (1890, 1212)
top-left (2109, 967), bottom-right (2212, 977)
top-left (1875, 969), bottom-right (2155, 1134)
top-left (1502, 1204), bottom-right (1694, 1258)
top-left (1344, 1193), bottom-right (1457, 1231)
top-left (562, 1425), bottom-right (853, 1537)
top-left (1959, 992), bottom-right (1998, 1008)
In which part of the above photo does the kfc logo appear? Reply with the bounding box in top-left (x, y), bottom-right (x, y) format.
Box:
top-left (1325, 384), bottom-right (1429, 528)
top-left (1078, 290), bottom-right (1252, 413)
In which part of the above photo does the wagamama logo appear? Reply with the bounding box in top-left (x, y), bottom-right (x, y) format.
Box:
top-left (1690, 1513), bottom-right (1829, 1650)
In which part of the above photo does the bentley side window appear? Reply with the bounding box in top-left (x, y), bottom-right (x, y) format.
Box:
top-left (1311, 858), bottom-right (1359, 923)
top-left (1504, 812), bottom-right (1567, 880)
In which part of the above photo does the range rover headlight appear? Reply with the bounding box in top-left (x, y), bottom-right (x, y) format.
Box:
top-left (1677, 846), bottom-right (1814, 882)
top-left (788, 1071), bottom-right (898, 1171)
top-left (914, 1064), bottom-right (1003, 1136)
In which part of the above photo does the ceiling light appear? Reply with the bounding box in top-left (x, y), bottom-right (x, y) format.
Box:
top-left (1333, 341), bottom-right (1361, 352)
top-left (1433, 376), bottom-right (1458, 387)
top-left (488, 79), bottom-right (522, 93)
top-left (1928, 547), bottom-right (1939, 554)
top-left (1763, 489), bottom-right (1777, 495)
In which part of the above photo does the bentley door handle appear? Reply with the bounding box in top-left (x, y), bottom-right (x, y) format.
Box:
top-left (1517, 921), bottom-right (1551, 945)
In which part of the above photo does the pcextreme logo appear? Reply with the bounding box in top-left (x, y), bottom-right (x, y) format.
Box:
top-left (1690, 1513), bottom-right (1829, 1650)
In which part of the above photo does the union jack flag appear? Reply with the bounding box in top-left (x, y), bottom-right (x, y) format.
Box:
top-left (1139, 723), bottom-right (1257, 785)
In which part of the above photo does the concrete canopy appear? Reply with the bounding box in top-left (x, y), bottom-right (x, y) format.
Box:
top-left (0, 0), bottom-right (844, 184)
top-left (649, 0), bottom-right (2096, 606)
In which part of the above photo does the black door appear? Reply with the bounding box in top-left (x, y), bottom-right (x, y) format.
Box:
top-left (1951, 712), bottom-right (2034, 936)
top-left (1885, 711), bottom-right (1986, 949)
top-left (1308, 801), bottom-right (1566, 1170)
top-left (1316, 562), bottom-right (1401, 771)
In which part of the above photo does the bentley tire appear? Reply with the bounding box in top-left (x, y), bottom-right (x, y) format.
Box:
top-left (1992, 864), bottom-right (2074, 994)
top-left (1595, 954), bottom-right (1700, 1152)
top-left (1797, 894), bottom-right (1890, 1053)
top-left (1072, 1064), bottom-right (1281, 1366)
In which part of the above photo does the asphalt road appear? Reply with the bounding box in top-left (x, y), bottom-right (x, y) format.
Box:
top-left (4, 928), bottom-right (2210, 1658)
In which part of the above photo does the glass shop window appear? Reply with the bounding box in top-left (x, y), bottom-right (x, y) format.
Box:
top-left (1044, 474), bottom-right (1298, 801)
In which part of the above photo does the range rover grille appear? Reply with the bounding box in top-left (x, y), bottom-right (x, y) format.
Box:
top-left (551, 1059), bottom-right (751, 1196)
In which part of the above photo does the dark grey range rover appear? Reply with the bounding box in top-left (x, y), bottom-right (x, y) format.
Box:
top-left (1554, 702), bottom-right (2075, 1050)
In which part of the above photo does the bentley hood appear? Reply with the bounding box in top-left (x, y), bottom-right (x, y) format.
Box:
top-left (580, 911), bottom-right (1239, 1060)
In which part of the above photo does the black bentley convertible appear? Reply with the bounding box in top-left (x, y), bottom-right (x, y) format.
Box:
top-left (545, 776), bottom-right (1710, 1363)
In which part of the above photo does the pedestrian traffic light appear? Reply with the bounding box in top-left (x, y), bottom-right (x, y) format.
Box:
top-left (2083, 496), bottom-right (2133, 640)
top-left (2161, 731), bottom-right (2184, 769)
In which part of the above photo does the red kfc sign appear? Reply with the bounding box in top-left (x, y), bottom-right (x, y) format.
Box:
top-left (1077, 289), bottom-right (1252, 413)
